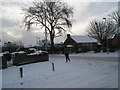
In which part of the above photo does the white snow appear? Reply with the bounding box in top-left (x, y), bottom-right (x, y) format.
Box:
top-left (12, 51), bottom-right (26, 54)
top-left (0, 51), bottom-right (9, 56)
top-left (0, 53), bottom-right (2, 57)
top-left (29, 48), bottom-right (37, 51)
top-left (1, 52), bottom-right (118, 88)
top-left (28, 50), bottom-right (47, 55)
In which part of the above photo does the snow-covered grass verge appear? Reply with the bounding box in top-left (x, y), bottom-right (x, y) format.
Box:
top-left (2, 55), bottom-right (118, 88)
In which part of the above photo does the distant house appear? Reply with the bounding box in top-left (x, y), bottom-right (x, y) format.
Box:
top-left (110, 35), bottom-right (120, 49)
top-left (63, 34), bottom-right (97, 53)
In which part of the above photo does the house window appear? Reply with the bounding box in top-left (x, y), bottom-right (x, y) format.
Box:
top-left (82, 43), bottom-right (90, 47)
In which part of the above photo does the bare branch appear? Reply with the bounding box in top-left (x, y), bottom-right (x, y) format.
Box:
top-left (22, 0), bottom-right (74, 49)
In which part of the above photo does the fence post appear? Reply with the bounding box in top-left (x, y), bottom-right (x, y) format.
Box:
top-left (20, 67), bottom-right (23, 78)
top-left (52, 63), bottom-right (55, 71)
top-left (19, 67), bottom-right (24, 85)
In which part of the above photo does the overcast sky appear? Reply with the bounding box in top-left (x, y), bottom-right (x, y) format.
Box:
top-left (0, 0), bottom-right (119, 46)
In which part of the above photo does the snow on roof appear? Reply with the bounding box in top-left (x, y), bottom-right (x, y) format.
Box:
top-left (71, 36), bottom-right (97, 43)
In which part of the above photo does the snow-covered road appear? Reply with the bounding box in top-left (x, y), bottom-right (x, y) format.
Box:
top-left (2, 54), bottom-right (118, 88)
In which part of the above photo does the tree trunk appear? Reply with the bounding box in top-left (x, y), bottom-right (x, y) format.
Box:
top-left (50, 31), bottom-right (54, 54)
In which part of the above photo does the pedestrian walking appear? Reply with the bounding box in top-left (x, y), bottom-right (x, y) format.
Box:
top-left (64, 46), bottom-right (70, 62)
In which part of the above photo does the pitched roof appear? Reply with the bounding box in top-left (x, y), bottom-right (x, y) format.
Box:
top-left (71, 36), bottom-right (97, 43)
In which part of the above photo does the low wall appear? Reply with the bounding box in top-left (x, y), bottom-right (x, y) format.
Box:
top-left (13, 53), bottom-right (49, 66)
top-left (1, 55), bottom-right (8, 69)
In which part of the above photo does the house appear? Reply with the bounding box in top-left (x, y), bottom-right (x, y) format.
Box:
top-left (63, 34), bottom-right (98, 53)
top-left (110, 35), bottom-right (120, 49)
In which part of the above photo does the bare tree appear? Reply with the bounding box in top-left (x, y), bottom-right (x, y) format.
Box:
top-left (86, 19), bottom-right (116, 51)
top-left (109, 12), bottom-right (120, 35)
top-left (22, 0), bottom-right (73, 52)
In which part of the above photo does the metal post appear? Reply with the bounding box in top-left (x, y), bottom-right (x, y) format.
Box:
top-left (95, 22), bottom-right (103, 52)
top-left (36, 36), bottom-right (40, 50)
top-left (101, 41), bottom-right (103, 53)
top-left (20, 67), bottom-right (23, 78)
top-left (45, 7), bottom-right (47, 51)
top-left (52, 63), bottom-right (55, 71)
top-left (19, 67), bottom-right (24, 85)
top-left (103, 18), bottom-right (109, 54)
top-left (106, 36), bottom-right (109, 54)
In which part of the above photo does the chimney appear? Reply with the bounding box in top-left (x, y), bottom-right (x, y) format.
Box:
top-left (67, 34), bottom-right (71, 38)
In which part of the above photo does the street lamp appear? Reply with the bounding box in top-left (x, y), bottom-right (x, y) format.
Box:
top-left (103, 17), bottom-right (109, 54)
